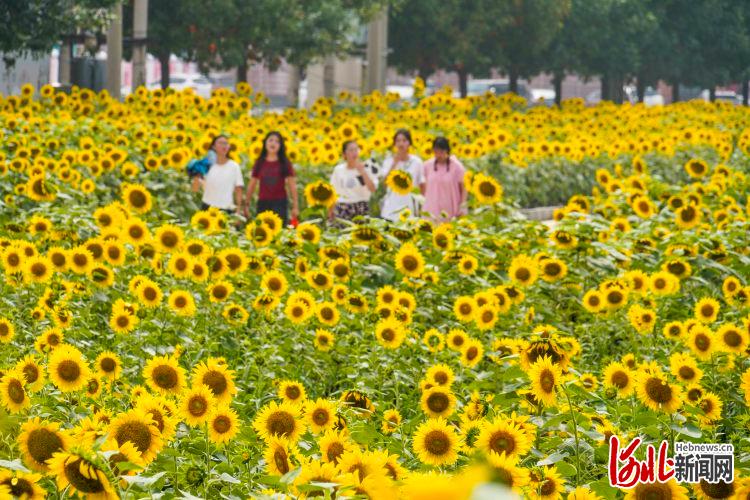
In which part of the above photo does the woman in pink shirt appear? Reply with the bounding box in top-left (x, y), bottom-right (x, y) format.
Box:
top-left (422, 137), bottom-right (467, 223)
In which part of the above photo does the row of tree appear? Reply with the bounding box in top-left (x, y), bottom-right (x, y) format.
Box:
top-left (389, 0), bottom-right (750, 104)
top-left (6, 1), bottom-right (750, 105)
top-left (4, 0), bottom-right (387, 103)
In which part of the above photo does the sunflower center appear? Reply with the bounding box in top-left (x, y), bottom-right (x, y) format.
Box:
top-left (116, 315), bottom-right (130, 328)
top-left (143, 287), bottom-right (157, 301)
top-left (188, 396), bottom-right (209, 417)
top-left (699, 480), bottom-right (734, 498)
top-left (312, 409), bottom-right (329, 425)
top-left (51, 252), bottom-right (66, 266)
top-left (285, 386), bottom-right (301, 400)
top-left (212, 286), bottom-right (228, 299)
top-left (515, 268), bottom-right (531, 281)
top-left (58, 360), bottom-right (81, 382)
top-left (701, 305), bottom-right (714, 317)
top-left (495, 467), bottom-right (514, 486)
top-left (539, 369), bottom-right (556, 393)
top-left (489, 431), bottom-right (516, 455)
top-left (202, 371), bottom-right (228, 397)
top-left (434, 372), bottom-right (449, 385)
top-left (427, 392), bottom-right (450, 413)
top-left (31, 262), bottom-right (47, 277)
top-left (607, 290), bottom-right (623, 304)
top-left (27, 428), bottom-right (63, 464)
top-left (539, 479), bottom-right (556, 496)
top-left (267, 411), bottom-right (295, 437)
top-left (152, 365), bottom-right (178, 389)
top-left (678, 366), bottom-right (695, 380)
top-left (64, 458), bottom-right (105, 493)
top-left (479, 182), bottom-right (496, 197)
top-left (160, 232), bottom-right (178, 248)
top-left (466, 346), bottom-right (479, 360)
top-left (2, 477), bottom-right (33, 497)
top-left (424, 430), bottom-right (450, 455)
top-left (545, 263), bottom-right (561, 276)
top-left (87, 379), bottom-right (99, 394)
top-left (129, 190), bottom-right (147, 208)
top-left (146, 409), bottom-right (166, 433)
top-left (695, 334), bottom-right (710, 351)
top-left (724, 330), bottom-right (741, 347)
top-left (22, 364), bottom-right (39, 383)
top-left (644, 377), bottom-right (672, 404)
top-left (116, 421), bottom-right (152, 453)
top-left (213, 415), bottom-right (231, 433)
top-left (401, 256), bottom-right (419, 272)
top-left (273, 448), bottom-right (290, 474)
top-left (381, 328), bottom-right (395, 342)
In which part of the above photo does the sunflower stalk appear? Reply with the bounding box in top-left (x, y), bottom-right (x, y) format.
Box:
top-left (562, 383), bottom-right (581, 487)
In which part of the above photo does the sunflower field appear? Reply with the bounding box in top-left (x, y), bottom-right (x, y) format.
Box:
top-left (1, 82), bottom-right (750, 499)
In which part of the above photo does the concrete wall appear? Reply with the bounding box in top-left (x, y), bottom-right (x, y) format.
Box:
top-left (0, 54), bottom-right (51, 95)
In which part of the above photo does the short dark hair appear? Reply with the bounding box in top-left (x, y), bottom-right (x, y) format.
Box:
top-left (342, 140), bottom-right (358, 155)
top-left (393, 129), bottom-right (412, 146)
top-left (209, 134), bottom-right (232, 159)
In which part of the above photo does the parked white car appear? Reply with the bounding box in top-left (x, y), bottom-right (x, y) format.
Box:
top-left (148, 73), bottom-right (213, 98)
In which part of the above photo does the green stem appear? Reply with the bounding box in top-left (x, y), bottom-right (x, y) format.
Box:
top-left (562, 384), bottom-right (581, 487)
top-left (204, 423), bottom-right (211, 498)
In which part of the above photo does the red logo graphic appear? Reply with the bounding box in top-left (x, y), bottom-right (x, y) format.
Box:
top-left (608, 436), bottom-right (674, 488)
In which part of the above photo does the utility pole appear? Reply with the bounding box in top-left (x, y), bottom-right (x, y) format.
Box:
top-left (365, 7), bottom-right (388, 93)
top-left (106, 2), bottom-right (122, 99)
top-left (132, 0), bottom-right (149, 89)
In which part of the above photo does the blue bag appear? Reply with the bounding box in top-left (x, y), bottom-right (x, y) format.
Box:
top-left (187, 150), bottom-right (217, 177)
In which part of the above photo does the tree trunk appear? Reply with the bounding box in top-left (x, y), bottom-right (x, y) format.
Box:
top-left (743, 79), bottom-right (749, 106)
top-left (611, 75), bottom-right (625, 104)
top-left (509, 65), bottom-right (519, 94)
top-left (636, 76), bottom-right (646, 103)
top-left (672, 81), bottom-right (680, 103)
top-left (553, 71), bottom-right (563, 106)
top-left (286, 64), bottom-right (302, 108)
top-left (457, 67), bottom-right (468, 98)
top-left (159, 52), bottom-right (170, 90)
top-left (601, 74), bottom-right (610, 101)
top-left (709, 87), bottom-right (716, 102)
top-left (237, 57), bottom-right (248, 83)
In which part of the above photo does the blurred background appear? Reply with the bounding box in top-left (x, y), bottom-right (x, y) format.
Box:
top-left (3, 0), bottom-right (750, 107)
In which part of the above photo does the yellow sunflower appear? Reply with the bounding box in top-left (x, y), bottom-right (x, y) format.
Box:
top-left (179, 384), bottom-right (216, 426)
top-left (208, 404), bottom-right (240, 444)
top-left (476, 417), bottom-right (532, 460)
top-left (107, 408), bottom-right (163, 464)
top-left (412, 417), bottom-right (461, 466)
top-left (48, 451), bottom-right (118, 499)
top-left (143, 355), bottom-right (186, 395)
top-left (304, 398), bottom-right (337, 434)
top-left (528, 355), bottom-right (562, 407)
top-left (635, 371), bottom-right (683, 413)
top-left (192, 358), bottom-right (236, 402)
top-left (18, 417), bottom-right (70, 472)
top-left (253, 400), bottom-right (303, 442)
top-left (394, 242), bottom-right (425, 278)
top-left (48, 344), bottom-right (90, 392)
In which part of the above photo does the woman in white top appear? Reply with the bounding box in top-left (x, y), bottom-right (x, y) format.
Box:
top-left (329, 140), bottom-right (378, 222)
top-left (191, 135), bottom-right (245, 215)
top-left (379, 129), bottom-right (424, 221)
